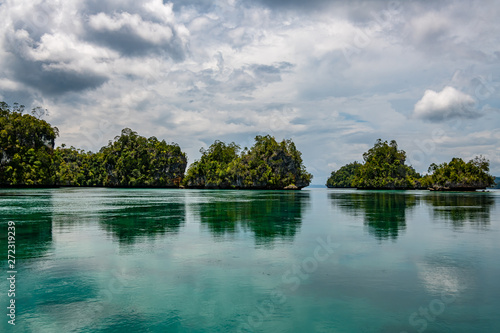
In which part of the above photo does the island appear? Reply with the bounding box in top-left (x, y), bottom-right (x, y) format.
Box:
top-left (1, 103), bottom-right (186, 187)
top-left (183, 136), bottom-right (312, 189)
top-left (1, 102), bottom-right (312, 189)
top-left (326, 139), bottom-right (496, 191)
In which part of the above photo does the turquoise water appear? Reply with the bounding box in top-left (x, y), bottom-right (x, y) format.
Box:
top-left (1, 188), bottom-right (499, 332)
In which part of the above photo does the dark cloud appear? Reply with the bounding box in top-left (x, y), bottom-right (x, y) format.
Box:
top-left (10, 59), bottom-right (108, 95)
top-left (249, 62), bottom-right (294, 84)
top-left (3, 33), bottom-right (108, 95)
top-left (253, 0), bottom-right (333, 11)
top-left (86, 26), bottom-right (186, 60)
top-left (9, 1), bottom-right (60, 42)
top-left (84, 9), bottom-right (188, 60)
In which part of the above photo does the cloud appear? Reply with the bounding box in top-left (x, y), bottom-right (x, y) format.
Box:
top-left (413, 86), bottom-right (480, 122)
top-left (3, 28), bottom-right (109, 95)
top-left (1, 0), bottom-right (500, 180)
top-left (86, 2), bottom-right (189, 60)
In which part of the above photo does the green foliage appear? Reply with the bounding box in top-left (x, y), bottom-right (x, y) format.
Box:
top-left (0, 102), bottom-right (58, 186)
top-left (183, 140), bottom-right (240, 188)
top-left (53, 145), bottom-right (105, 186)
top-left (352, 139), bottom-right (421, 189)
top-left (422, 156), bottom-right (495, 190)
top-left (1, 102), bottom-right (187, 187)
top-left (99, 128), bottom-right (187, 187)
top-left (326, 162), bottom-right (361, 188)
top-left (184, 135), bottom-right (312, 189)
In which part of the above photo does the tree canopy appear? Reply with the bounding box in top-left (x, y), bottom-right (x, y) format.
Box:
top-left (0, 102), bottom-right (59, 186)
top-left (1, 103), bottom-right (187, 187)
top-left (352, 139), bottom-right (421, 189)
top-left (97, 128), bottom-right (187, 187)
top-left (326, 161), bottom-right (361, 188)
top-left (183, 140), bottom-right (240, 188)
top-left (184, 135), bottom-right (312, 189)
top-left (422, 156), bottom-right (495, 190)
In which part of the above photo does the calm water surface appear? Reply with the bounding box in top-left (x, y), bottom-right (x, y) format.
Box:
top-left (1, 188), bottom-right (499, 332)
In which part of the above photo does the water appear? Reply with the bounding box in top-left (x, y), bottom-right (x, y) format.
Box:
top-left (1, 188), bottom-right (499, 332)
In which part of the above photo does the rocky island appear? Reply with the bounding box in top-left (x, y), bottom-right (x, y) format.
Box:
top-left (1, 102), bottom-right (311, 189)
top-left (326, 139), bottom-right (496, 191)
top-left (183, 136), bottom-right (312, 189)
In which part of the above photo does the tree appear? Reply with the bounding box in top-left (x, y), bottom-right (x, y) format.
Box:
top-left (1, 102), bottom-right (58, 186)
top-left (229, 135), bottom-right (312, 189)
top-left (326, 162), bottom-right (361, 188)
top-left (422, 156), bottom-right (495, 190)
top-left (183, 140), bottom-right (240, 188)
top-left (184, 135), bottom-right (312, 189)
top-left (98, 128), bottom-right (187, 187)
top-left (352, 139), bottom-right (421, 189)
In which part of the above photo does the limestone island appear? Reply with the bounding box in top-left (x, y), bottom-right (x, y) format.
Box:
top-left (326, 139), bottom-right (496, 191)
top-left (183, 136), bottom-right (312, 190)
top-left (1, 102), bottom-right (311, 189)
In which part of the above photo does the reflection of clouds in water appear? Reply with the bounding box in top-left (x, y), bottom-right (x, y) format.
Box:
top-left (416, 257), bottom-right (471, 296)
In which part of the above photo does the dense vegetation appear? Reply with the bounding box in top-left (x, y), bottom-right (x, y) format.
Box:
top-left (326, 162), bottom-right (361, 188)
top-left (2, 101), bottom-right (497, 191)
top-left (0, 102), bottom-right (58, 186)
top-left (184, 135), bottom-right (313, 189)
top-left (421, 156), bottom-right (496, 191)
top-left (96, 128), bottom-right (187, 187)
top-left (353, 139), bottom-right (421, 189)
top-left (326, 139), bottom-right (496, 191)
top-left (1, 103), bottom-right (186, 187)
top-left (183, 140), bottom-right (240, 188)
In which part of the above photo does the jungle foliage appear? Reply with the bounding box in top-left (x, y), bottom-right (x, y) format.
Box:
top-left (421, 156), bottom-right (496, 190)
top-left (327, 139), bottom-right (496, 191)
top-left (1, 103), bottom-right (187, 187)
top-left (184, 135), bottom-right (313, 189)
top-left (0, 102), bottom-right (58, 186)
top-left (326, 162), bottom-right (361, 188)
top-left (352, 139), bottom-right (421, 189)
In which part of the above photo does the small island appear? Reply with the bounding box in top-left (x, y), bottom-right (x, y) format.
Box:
top-left (183, 136), bottom-right (312, 189)
top-left (0, 102), bottom-right (312, 190)
top-left (326, 139), bottom-right (496, 191)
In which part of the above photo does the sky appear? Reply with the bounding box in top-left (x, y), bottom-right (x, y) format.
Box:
top-left (1, 0), bottom-right (499, 184)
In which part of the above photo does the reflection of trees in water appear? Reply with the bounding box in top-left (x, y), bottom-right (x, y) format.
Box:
top-left (423, 193), bottom-right (495, 229)
top-left (99, 202), bottom-right (186, 244)
top-left (329, 191), bottom-right (416, 241)
top-left (196, 191), bottom-right (310, 244)
top-left (0, 191), bottom-right (53, 259)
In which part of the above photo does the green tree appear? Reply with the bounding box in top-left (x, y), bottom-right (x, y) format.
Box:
top-left (184, 135), bottom-right (312, 189)
top-left (352, 139), bottom-right (421, 189)
top-left (422, 156), bottom-right (495, 190)
top-left (183, 140), bottom-right (240, 188)
top-left (228, 135), bottom-right (312, 189)
top-left (326, 161), bottom-right (361, 188)
top-left (99, 128), bottom-right (187, 187)
top-left (0, 102), bottom-right (58, 186)
top-left (53, 145), bottom-right (105, 186)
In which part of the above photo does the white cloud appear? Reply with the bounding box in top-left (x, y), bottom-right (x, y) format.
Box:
top-left (413, 86), bottom-right (479, 122)
top-left (89, 12), bottom-right (174, 44)
top-left (1, 0), bottom-right (500, 180)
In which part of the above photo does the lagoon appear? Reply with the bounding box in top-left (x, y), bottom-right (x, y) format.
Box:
top-left (1, 188), bottom-right (499, 332)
